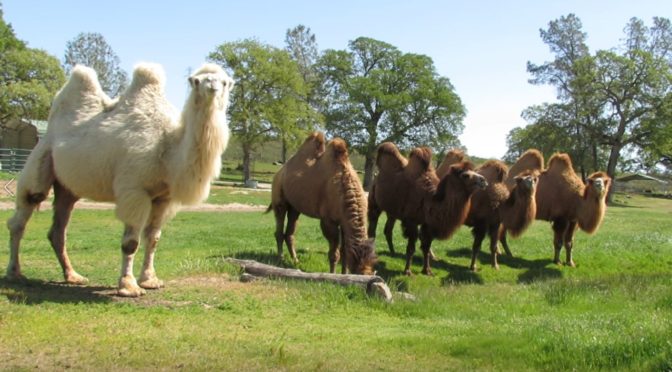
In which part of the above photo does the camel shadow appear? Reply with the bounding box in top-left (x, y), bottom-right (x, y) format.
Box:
top-left (375, 251), bottom-right (483, 284)
top-left (0, 277), bottom-right (114, 305)
top-left (445, 247), bottom-right (562, 284)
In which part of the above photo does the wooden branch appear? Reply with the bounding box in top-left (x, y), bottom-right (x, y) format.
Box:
top-left (225, 258), bottom-right (392, 302)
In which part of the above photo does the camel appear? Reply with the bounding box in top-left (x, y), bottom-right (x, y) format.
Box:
top-left (462, 160), bottom-right (538, 271)
top-left (6, 63), bottom-right (233, 297)
top-left (368, 148), bottom-right (466, 256)
top-left (500, 150), bottom-right (611, 266)
top-left (269, 132), bottom-right (377, 275)
top-left (368, 143), bottom-right (487, 276)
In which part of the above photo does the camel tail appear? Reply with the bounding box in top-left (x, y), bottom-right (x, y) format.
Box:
top-left (265, 204), bottom-right (273, 214)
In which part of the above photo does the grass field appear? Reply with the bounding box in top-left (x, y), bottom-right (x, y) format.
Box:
top-left (0, 192), bottom-right (671, 370)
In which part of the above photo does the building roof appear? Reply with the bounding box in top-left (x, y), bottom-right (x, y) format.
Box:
top-left (616, 173), bottom-right (668, 184)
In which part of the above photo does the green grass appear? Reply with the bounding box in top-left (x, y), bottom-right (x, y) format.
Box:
top-left (0, 193), bottom-right (671, 370)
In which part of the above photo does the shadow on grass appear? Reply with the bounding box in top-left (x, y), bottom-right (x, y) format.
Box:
top-left (446, 247), bottom-right (563, 284)
top-left (374, 250), bottom-right (484, 285)
top-left (0, 278), bottom-right (114, 305)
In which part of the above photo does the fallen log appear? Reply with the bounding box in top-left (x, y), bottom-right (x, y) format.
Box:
top-left (225, 258), bottom-right (392, 302)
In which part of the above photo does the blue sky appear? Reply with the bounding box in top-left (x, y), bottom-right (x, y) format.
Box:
top-left (3, 0), bottom-right (670, 158)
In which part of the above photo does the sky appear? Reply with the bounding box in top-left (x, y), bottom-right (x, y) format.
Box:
top-left (3, 0), bottom-right (670, 158)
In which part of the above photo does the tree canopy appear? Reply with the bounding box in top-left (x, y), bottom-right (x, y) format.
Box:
top-left (0, 5), bottom-right (64, 123)
top-left (507, 15), bottom-right (672, 193)
top-left (317, 37), bottom-right (465, 188)
top-left (63, 32), bottom-right (128, 97)
top-left (209, 38), bottom-right (315, 182)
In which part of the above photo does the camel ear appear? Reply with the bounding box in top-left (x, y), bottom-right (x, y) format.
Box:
top-left (189, 77), bottom-right (200, 88)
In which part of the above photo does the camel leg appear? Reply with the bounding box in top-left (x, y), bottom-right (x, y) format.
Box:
top-left (284, 207), bottom-right (300, 264)
top-left (138, 199), bottom-right (174, 289)
top-left (47, 181), bottom-right (87, 284)
top-left (498, 225), bottom-right (513, 257)
top-left (470, 223), bottom-right (486, 271)
top-left (383, 217), bottom-right (396, 254)
top-left (488, 223), bottom-right (500, 270)
top-left (367, 200), bottom-right (381, 241)
top-left (272, 204), bottom-right (287, 261)
top-left (401, 221), bottom-right (418, 276)
top-left (551, 219), bottom-right (568, 265)
top-left (419, 224), bottom-right (434, 276)
top-left (6, 196), bottom-right (45, 280)
top-left (563, 221), bottom-right (578, 267)
top-left (340, 228), bottom-right (347, 274)
top-left (320, 219), bottom-right (340, 274)
top-left (6, 145), bottom-right (54, 280)
top-left (115, 189), bottom-right (152, 297)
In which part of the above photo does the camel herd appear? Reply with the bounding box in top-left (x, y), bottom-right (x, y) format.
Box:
top-left (4, 61), bottom-right (611, 297)
top-left (273, 133), bottom-right (611, 277)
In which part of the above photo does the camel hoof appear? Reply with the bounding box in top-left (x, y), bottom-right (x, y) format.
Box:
top-left (470, 265), bottom-right (477, 272)
top-left (421, 269), bottom-right (434, 276)
top-left (65, 272), bottom-right (89, 285)
top-left (566, 261), bottom-right (576, 268)
top-left (118, 275), bottom-right (146, 297)
top-left (404, 270), bottom-right (413, 276)
top-left (492, 264), bottom-right (500, 270)
top-left (139, 277), bottom-right (164, 290)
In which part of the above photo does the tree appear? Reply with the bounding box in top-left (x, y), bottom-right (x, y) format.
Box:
top-left (0, 5), bottom-right (64, 123)
top-left (63, 32), bottom-right (128, 97)
top-left (209, 39), bottom-right (314, 182)
top-left (282, 24), bottom-right (322, 162)
top-left (317, 37), bottom-right (465, 189)
top-left (516, 15), bottom-right (672, 202)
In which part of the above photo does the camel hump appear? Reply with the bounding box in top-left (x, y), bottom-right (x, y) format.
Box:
top-left (298, 131), bottom-right (326, 157)
top-left (506, 148), bottom-right (544, 189)
top-left (408, 147), bottom-right (433, 172)
top-left (477, 160), bottom-right (508, 183)
top-left (128, 63), bottom-right (166, 92)
top-left (328, 138), bottom-right (349, 161)
top-left (436, 148), bottom-right (467, 177)
top-left (547, 153), bottom-right (574, 173)
top-left (68, 65), bottom-right (105, 94)
top-left (376, 142), bottom-right (407, 173)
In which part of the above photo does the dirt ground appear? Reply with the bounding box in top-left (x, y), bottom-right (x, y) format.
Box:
top-left (0, 180), bottom-right (266, 212)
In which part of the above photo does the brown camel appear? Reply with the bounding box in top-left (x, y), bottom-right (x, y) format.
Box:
top-left (463, 160), bottom-right (538, 271)
top-left (269, 132), bottom-right (377, 275)
top-left (368, 148), bottom-right (466, 256)
top-left (500, 151), bottom-right (611, 266)
top-left (368, 143), bottom-right (487, 276)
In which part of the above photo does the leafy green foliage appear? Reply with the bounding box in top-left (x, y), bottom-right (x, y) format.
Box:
top-left (0, 8), bottom-right (64, 122)
top-left (317, 37), bottom-right (465, 188)
top-left (209, 39), bottom-right (316, 182)
top-left (63, 32), bottom-right (128, 97)
top-left (509, 15), bottom-right (672, 184)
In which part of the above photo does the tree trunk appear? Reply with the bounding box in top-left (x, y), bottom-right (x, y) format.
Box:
top-left (281, 136), bottom-right (288, 163)
top-left (605, 144), bottom-right (622, 204)
top-left (242, 143), bottom-right (252, 183)
top-left (226, 258), bottom-right (392, 302)
top-left (363, 152), bottom-right (376, 191)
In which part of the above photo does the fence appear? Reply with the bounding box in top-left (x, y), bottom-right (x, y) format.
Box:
top-left (0, 148), bottom-right (32, 173)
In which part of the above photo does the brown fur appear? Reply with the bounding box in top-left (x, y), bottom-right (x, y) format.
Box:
top-left (463, 160), bottom-right (538, 270)
top-left (368, 142), bottom-right (486, 275)
top-left (435, 148), bottom-right (467, 178)
top-left (505, 149), bottom-right (544, 190)
top-left (269, 132), bottom-right (376, 275)
top-left (501, 151), bottom-right (611, 266)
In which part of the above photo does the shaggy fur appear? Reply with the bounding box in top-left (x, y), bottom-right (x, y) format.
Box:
top-left (6, 63), bottom-right (233, 297)
top-left (269, 132), bottom-right (377, 275)
top-left (500, 151), bottom-right (611, 266)
top-left (368, 142), bottom-right (487, 276)
top-left (452, 160), bottom-right (538, 271)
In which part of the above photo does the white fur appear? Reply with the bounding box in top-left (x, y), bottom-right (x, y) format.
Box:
top-left (7, 62), bottom-right (234, 296)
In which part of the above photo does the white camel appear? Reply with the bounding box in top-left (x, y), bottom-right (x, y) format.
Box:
top-left (6, 62), bottom-right (234, 297)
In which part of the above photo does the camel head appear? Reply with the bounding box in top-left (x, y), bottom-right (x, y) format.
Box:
top-left (188, 64), bottom-right (234, 109)
top-left (513, 169), bottom-right (539, 195)
top-left (451, 162), bottom-right (488, 193)
top-left (584, 172), bottom-right (611, 200)
top-left (347, 239), bottom-right (378, 275)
